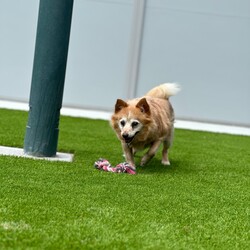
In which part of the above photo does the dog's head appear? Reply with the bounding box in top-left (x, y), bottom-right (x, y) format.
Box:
top-left (111, 98), bottom-right (151, 144)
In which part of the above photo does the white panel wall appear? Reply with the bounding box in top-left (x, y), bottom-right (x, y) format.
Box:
top-left (64, 0), bottom-right (134, 110)
top-left (0, 0), bottom-right (249, 126)
top-left (137, 0), bottom-right (250, 126)
top-left (0, 0), bottom-right (39, 102)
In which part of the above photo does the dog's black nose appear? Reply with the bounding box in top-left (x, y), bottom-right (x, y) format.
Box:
top-left (122, 133), bottom-right (129, 140)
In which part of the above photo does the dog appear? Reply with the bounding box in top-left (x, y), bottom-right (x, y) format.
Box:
top-left (110, 83), bottom-right (180, 169)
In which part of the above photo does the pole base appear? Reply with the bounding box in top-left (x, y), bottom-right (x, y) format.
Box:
top-left (0, 146), bottom-right (73, 162)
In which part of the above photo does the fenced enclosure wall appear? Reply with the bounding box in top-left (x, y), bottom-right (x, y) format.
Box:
top-left (1, 0), bottom-right (249, 126)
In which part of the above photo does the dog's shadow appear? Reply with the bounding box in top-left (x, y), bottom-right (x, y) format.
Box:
top-left (135, 157), bottom-right (184, 175)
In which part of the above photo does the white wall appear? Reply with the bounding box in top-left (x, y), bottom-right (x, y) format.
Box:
top-left (0, 0), bottom-right (38, 102)
top-left (0, 0), bottom-right (249, 126)
top-left (64, 0), bottom-right (134, 110)
top-left (137, 0), bottom-right (250, 126)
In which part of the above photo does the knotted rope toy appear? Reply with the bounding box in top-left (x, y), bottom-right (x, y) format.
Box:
top-left (94, 158), bottom-right (136, 175)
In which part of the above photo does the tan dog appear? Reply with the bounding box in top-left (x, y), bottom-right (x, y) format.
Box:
top-left (110, 83), bottom-right (180, 169)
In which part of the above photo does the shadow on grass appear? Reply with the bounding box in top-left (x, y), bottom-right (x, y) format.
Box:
top-left (136, 158), bottom-right (187, 175)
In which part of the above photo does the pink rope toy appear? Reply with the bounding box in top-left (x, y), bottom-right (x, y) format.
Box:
top-left (94, 158), bottom-right (136, 175)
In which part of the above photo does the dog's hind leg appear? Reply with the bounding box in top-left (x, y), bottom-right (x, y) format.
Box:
top-left (140, 140), bottom-right (162, 166)
top-left (161, 140), bottom-right (171, 165)
top-left (161, 127), bottom-right (174, 165)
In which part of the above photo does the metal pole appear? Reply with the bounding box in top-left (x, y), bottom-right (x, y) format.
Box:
top-left (24, 0), bottom-right (74, 157)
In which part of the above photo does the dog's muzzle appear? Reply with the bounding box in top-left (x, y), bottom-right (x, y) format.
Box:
top-left (122, 132), bottom-right (139, 144)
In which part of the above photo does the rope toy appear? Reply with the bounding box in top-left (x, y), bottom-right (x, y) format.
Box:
top-left (94, 158), bottom-right (136, 175)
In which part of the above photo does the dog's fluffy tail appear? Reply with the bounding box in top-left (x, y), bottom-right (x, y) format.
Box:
top-left (146, 83), bottom-right (180, 99)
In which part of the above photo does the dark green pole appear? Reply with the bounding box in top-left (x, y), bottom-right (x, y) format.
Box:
top-left (24, 0), bottom-right (74, 157)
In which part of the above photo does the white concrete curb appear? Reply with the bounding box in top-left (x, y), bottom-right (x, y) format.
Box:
top-left (1, 100), bottom-right (250, 136)
top-left (0, 146), bottom-right (73, 162)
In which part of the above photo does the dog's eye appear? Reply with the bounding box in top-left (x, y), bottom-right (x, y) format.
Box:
top-left (131, 121), bottom-right (139, 127)
top-left (120, 120), bottom-right (125, 127)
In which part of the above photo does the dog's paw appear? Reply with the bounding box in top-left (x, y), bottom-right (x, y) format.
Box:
top-left (161, 159), bottom-right (170, 166)
top-left (140, 158), bottom-right (147, 166)
top-left (140, 154), bottom-right (154, 166)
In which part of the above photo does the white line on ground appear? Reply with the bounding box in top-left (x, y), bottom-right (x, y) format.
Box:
top-left (0, 99), bottom-right (250, 136)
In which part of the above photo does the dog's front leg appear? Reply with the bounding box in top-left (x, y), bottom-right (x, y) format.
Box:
top-left (122, 142), bottom-right (135, 167)
top-left (140, 140), bottom-right (162, 166)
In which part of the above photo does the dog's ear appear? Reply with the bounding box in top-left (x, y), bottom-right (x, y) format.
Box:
top-left (115, 99), bottom-right (128, 113)
top-left (136, 98), bottom-right (150, 115)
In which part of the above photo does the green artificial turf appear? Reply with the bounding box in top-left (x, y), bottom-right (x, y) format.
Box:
top-left (0, 108), bottom-right (249, 249)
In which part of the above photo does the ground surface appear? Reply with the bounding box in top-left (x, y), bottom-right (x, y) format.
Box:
top-left (0, 109), bottom-right (249, 249)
